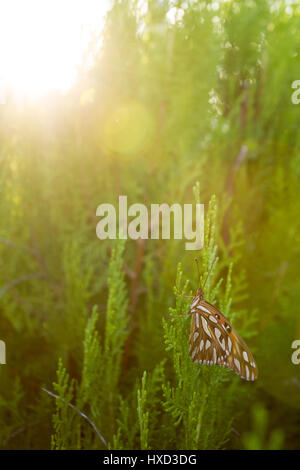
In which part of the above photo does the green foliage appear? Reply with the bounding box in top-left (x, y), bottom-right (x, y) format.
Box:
top-left (242, 403), bottom-right (285, 450)
top-left (49, 241), bottom-right (130, 449)
top-left (162, 195), bottom-right (242, 450)
top-left (0, 0), bottom-right (300, 450)
top-left (137, 371), bottom-right (150, 450)
top-left (51, 359), bottom-right (76, 450)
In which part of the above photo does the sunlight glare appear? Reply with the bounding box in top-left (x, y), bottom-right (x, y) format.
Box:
top-left (0, 0), bottom-right (109, 100)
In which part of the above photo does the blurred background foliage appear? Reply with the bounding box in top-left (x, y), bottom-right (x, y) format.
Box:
top-left (0, 0), bottom-right (300, 449)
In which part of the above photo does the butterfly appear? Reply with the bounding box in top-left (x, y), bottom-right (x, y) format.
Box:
top-left (189, 288), bottom-right (258, 381)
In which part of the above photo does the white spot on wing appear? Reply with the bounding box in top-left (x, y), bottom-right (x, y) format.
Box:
top-left (193, 332), bottom-right (199, 342)
top-left (205, 339), bottom-right (211, 350)
top-left (243, 351), bottom-right (249, 362)
top-left (209, 315), bottom-right (218, 324)
top-left (195, 313), bottom-right (199, 328)
top-left (215, 328), bottom-right (221, 340)
top-left (234, 358), bottom-right (241, 372)
top-left (201, 316), bottom-right (212, 338)
top-left (200, 339), bottom-right (204, 351)
top-left (199, 305), bottom-right (211, 314)
top-left (214, 327), bottom-right (226, 351)
top-left (213, 348), bottom-right (217, 363)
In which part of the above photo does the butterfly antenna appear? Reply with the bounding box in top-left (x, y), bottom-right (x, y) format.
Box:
top-left (194, 256), bottom-right (215, 292)
top-left (202, 271), bottom-right (209, 291)
top-left (194, 258), bottom-right (201, 288)
top-left (202, 256), bottom-right (217, 291)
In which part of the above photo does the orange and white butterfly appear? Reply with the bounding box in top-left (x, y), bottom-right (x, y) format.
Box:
top-left (189, 288), bottom-right (258, 381)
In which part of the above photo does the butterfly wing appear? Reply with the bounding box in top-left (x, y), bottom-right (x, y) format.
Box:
top-left (219, 326), bottom-right (258, 381)
top-left (189, 299), bottom-right (258, 381)
top-left (189, 307), bottom-right (231, 366)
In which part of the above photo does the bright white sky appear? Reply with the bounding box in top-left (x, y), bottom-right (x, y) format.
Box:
top-left (0, 0), bottom-right (110, 100)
